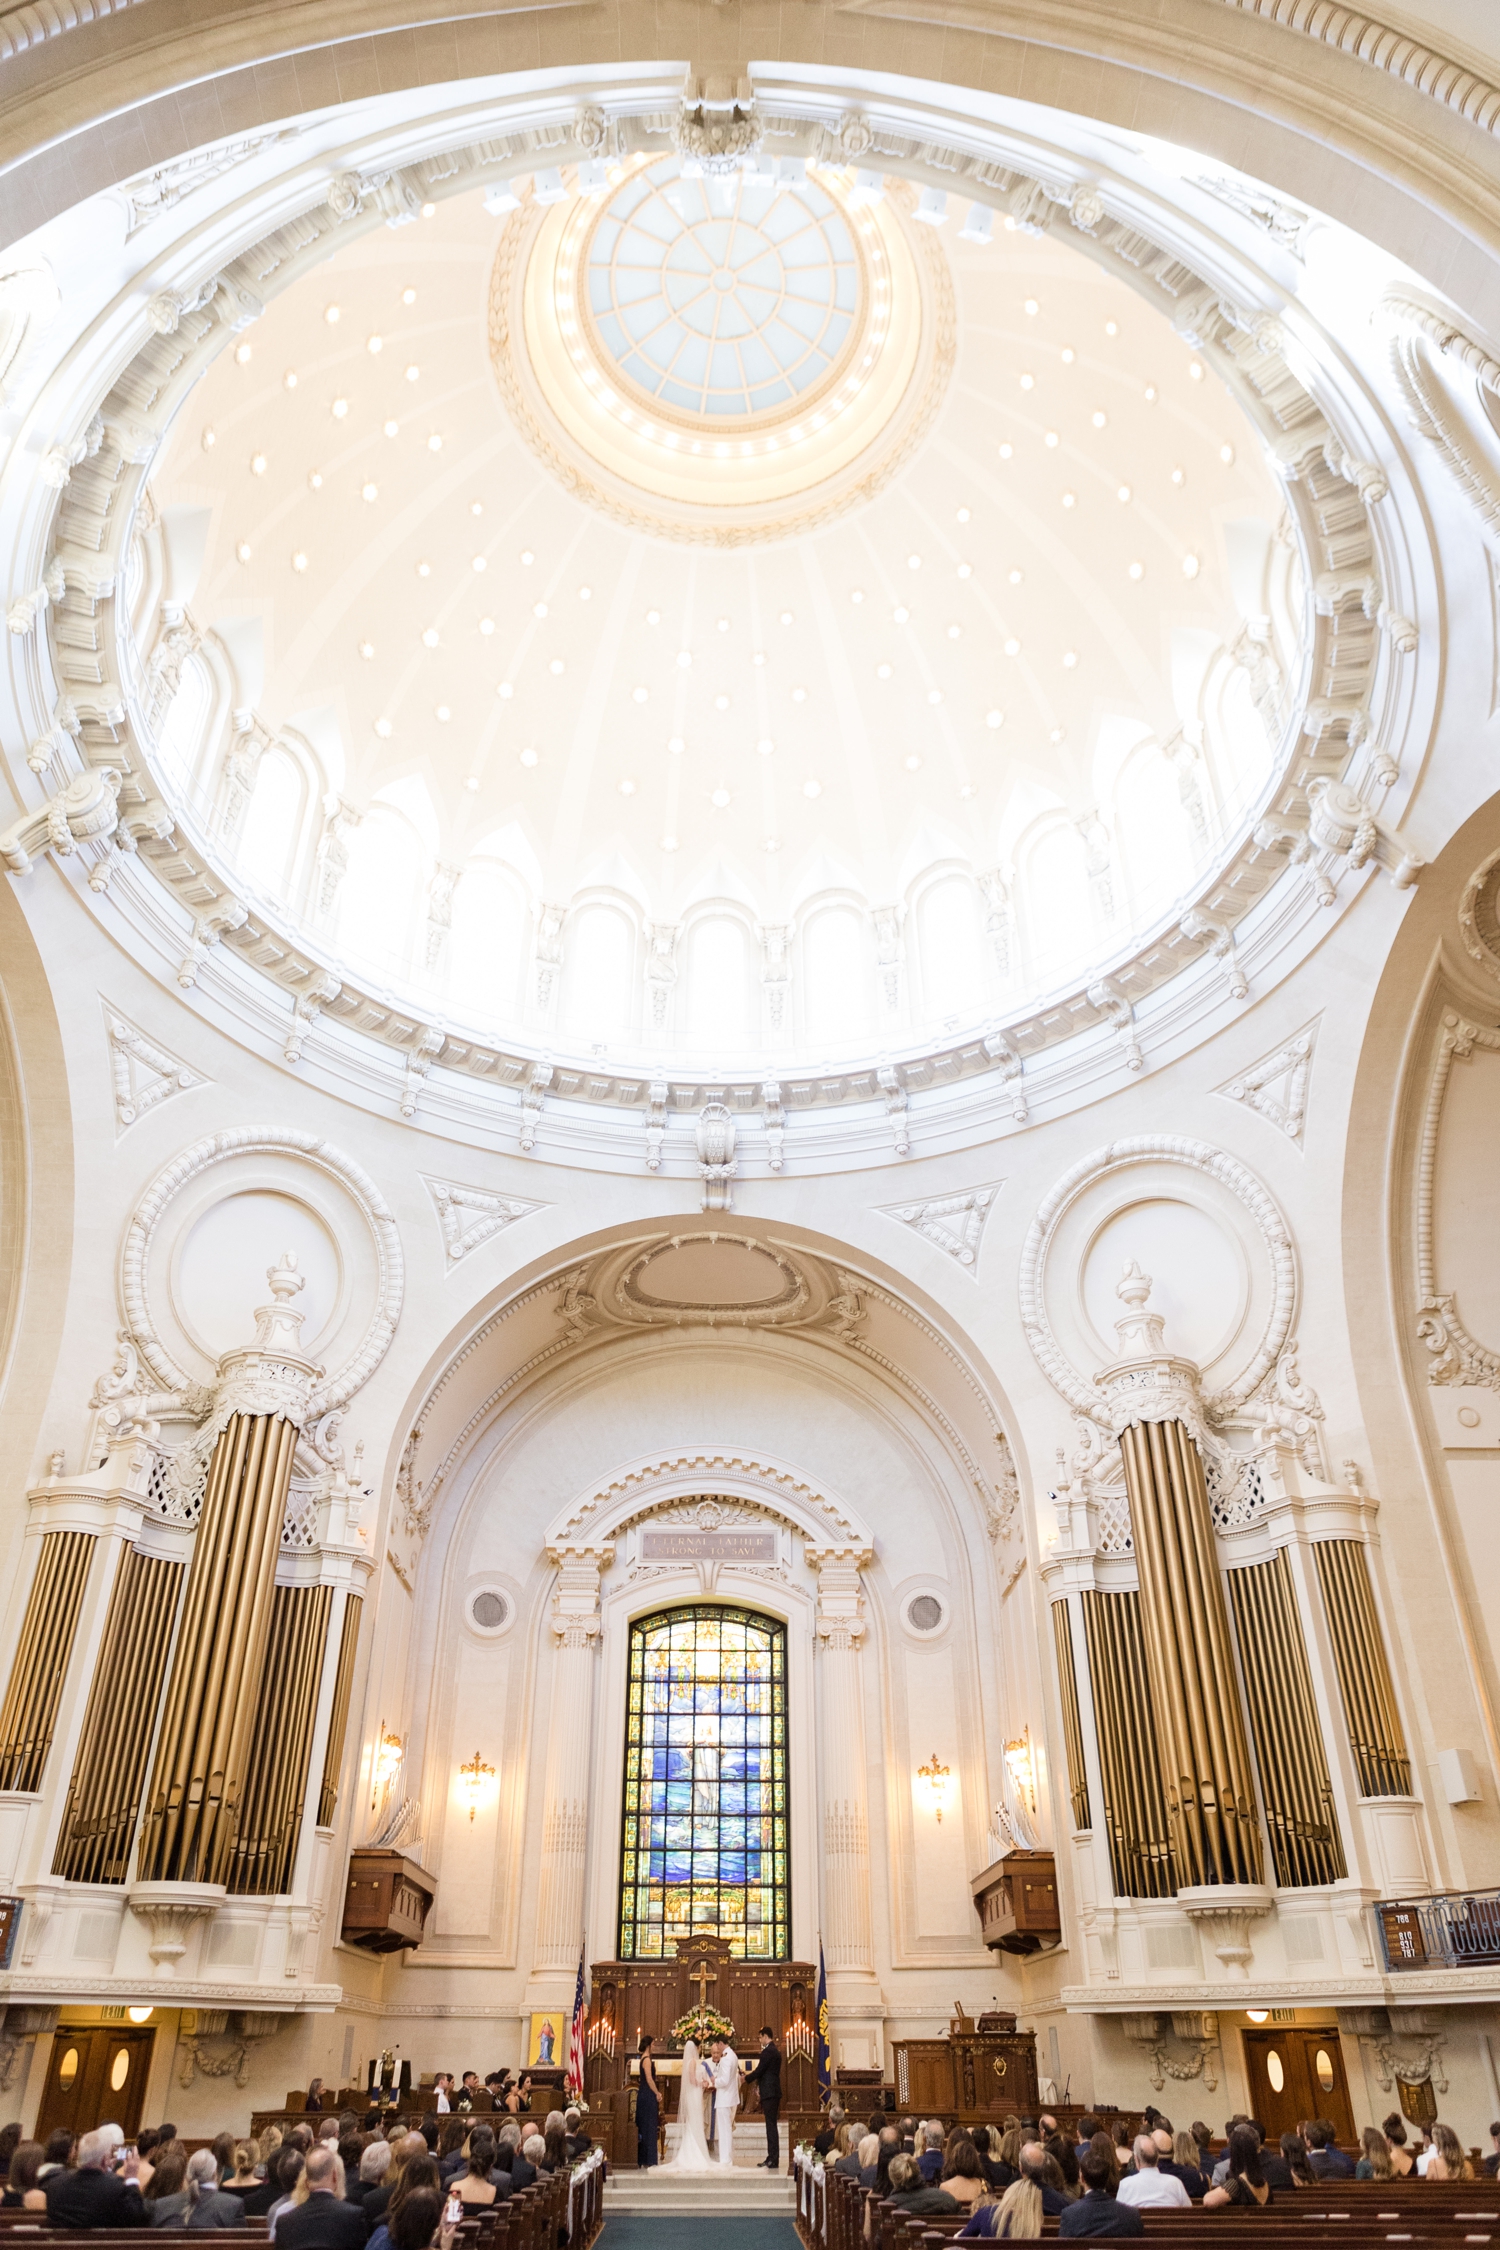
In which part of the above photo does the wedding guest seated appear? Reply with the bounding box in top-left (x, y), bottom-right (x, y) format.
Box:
top-left (1305, 2120), bottom-right (1354, 2179)
top-left (2, 2141), bottom-right (46, 2211)
top-left (144, 2146), bottom-right (191, 2226)
top-left (276, 2148), bottom-right (365, 2250)
top-left (1074, 2119), bottom-right (1102, 2164)
top-left (898, 2117), bottom-right (917, 2156)
top-left (1019, 2143), bottom-right (1073, 2216)
top-left (886, 2153), bottom-right (958, 2216)
top-left (916, 2122), bottom-right (945, 2183)
top-left (1163, 2130), bottom-right (1209, 2198)
top-left (184, 2147), bottom-right (249, 2228)
top-left (941, 2139), bottom-right (990, 2213)
top-left (453, 2131), bottom-right (500, 2209)
top-left (1356, 2127), bottom-right (1392, 2180)
top-left (563, 2110), bottom-right (591, 2162)
top-left (365, 2155), bottom-right (439, 2250)
top-left (242, 2148), bottom-right (297, 2218)
top-left (44, 2128), bottom-right (147, 2229)
top-left (813, 2108), bottom-right (843, 2158)
top-left (40, 2127), bottom-right (77, 2181)
top-left (1279, 2132), bottom-right (1313, 2186)
top-left (515, 2136), bottom-right (545, 2189)
top-left (1115, 2136), bottom-right (1189, 2209)
top-left (1203, 2126), bottom-right (1272, 2209)
top-left (1383, 2116), bottom-right (1417, 2179)
top-left (223, 2145), bottom-right (262, 2198)
top-left (1484, 2124), bottom-right (1500, 2180)
top-left (387, 2191), bottom-right (443, 2250)
top-left (1426, 2122), bottom-right (1475, 2181)
top-left (1058, 2147), bottom-right (1144, 2239)
top-left (435, 2125), bottom-right (466, 2185)
top-left (854, 2132), bottom-right (880, 2189)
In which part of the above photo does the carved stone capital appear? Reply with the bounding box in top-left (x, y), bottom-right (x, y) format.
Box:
top-left (805, 1541), bottom-right (874, 1643)
top-left (546, 1540), bottom-right (614, 1641)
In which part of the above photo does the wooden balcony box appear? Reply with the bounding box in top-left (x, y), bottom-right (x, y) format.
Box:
top-left (971, 1849), bottom-right (1061, 1956)
top-left (341, 1849), bottom-right (437, 1953)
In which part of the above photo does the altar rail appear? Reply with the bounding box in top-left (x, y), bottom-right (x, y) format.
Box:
top-left (1378, 1887), bottom-right (1500, 1969)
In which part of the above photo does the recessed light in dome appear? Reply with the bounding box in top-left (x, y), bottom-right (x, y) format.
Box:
top-left (368, 335), bottom-right (383, 355)
top-left (645, 607), bottom-right (660, 624)
top-left (534, 602), bottom-right (548, 619)
top-left (711, 788), bottom-right (731, 808)
top-left (714, 694), bottom-right (730, 711)
top-left (1044, 430), bottom-right (1059, 448)
top-left (752, 650), bottom-right (766, 666)
top-left (1024, 298), bottom-right (1039, 316)
top-left (893, 606), bottom-right (909, 624)
top-left (998, 442), bottom-right (1013, 458)
top-left (907, 553), bottom-right (922, 570)
top-left (417, 560), bottom-right (431, 577)
top-left (803, 778), bottom-right (822, 798)
top-left (716, 617), bottom-right (730, 633)
top-left (422, 628), bottom-right (440, 647)
top-left (292, 551), bottom-right (309, 572)
top-left (427, 435), bottom-right (443, 453)
top-left (359, 640), bottom-right (374, 659)
top-left (579, 586), bottom-right (592, 601)
top-left (633, 687), bottom-right (649, 704)
top-left (362, 481), bottom-right (378, 502)
top-left (383, 419), bottom-right (399, 437)
top-left (1183, 553), bottom-right (1201, 579)
top-left (1171, 466), bottom-right (1185, 486)
top-left (957, 562), bottom-right (972, 579)
top-left (479, 618), bottom-right (495, 636)
top-left (851, 589), bottom-right (864, 604)
top-left (283, 370), bottom-right (297, 391)
top-left (956, 507), bottom-right (970, 523)
top-left (436, 704), bottom-right (451, 721)
top-left (668, 736), bottom-right (685, 755)
top-left (331, 398), bottom-right (349, 419)
top-left (1092, 410), bottom-right (1107, 427)
top-left (421, 201), bottom-right (436, 218)
top-left (374, 717), bottom-right (392, 737)
top-left (986, 709), bottom-right (1003, 728)
top-left (1019, 373), bottom-right (1035, 391)
top-left (1061, 491), bottom-right (1076, 508)
top-left (1128, 560), bottom-right (1144, 579)
top-left (876, 663), bottom-right (892, 680)
top-left (1061, 346), bottom-right (1076, 363)
top-left (905, 754), bottom-right (922, 770)
top-left (522, 551), bottom-right (535, 566)
top-left (1220, 443), bottom-right (1236, 465)
top-left (464, 775), bottom-right (479, 791)
top-left (792, 686), bottom-right (807, 703)
top-left (235, 540), bottom-right (251, 563)
top-left (947, 625), bottom-right (961, 640)
top-left (472, 555), bottom-right (486, 573)
top-left (1050, 725), bottom-right (1065, 743)
top-left (927, 689), bottom-right (943, 706)
top-left (1105, 319), bottom-right (1119, 337)
top-left (1117, 484), bottom-right (1132, 502)
top-left (234, 343), bottom-right (251, 363)
top-left (309, 471), bottom-right (323, 490)
top-left (660, 834), bottom-right (678, 851)
top-left (471, 501), bottom-right (483, 517)
top-left (202, 426), bottom-right (216, 449)
top-left (757, 738), bottom-right (774, 757)
top-left (1144, 384), bottom-right (1158, 402)
top-left (405, 364), bottom-right (420, 382)
top-left (324, 304), bottom-right (341, 324)
top-left (959, 782), bottom-right (975, 798)
top-left (763, 836), bottom-right (780, 853)
top-left (250, 452), bottom-right (267, 475)
top-left (619, 778), bottom-right (636, 795)
top-left (780, 611), bottom-right (794, 625)
top-left (1063, 650), bottom-right (1078, 667)
top-left (1189, 359), bottom-right (1204, 381)
top-left (1004, 637), bottom-right (1021, 656)
top-left (402, 287), bottom-right (417, 305)
top-left (519, 747), bottom-right (538, 767)
top-left (1008, 568), bottom-right (1023, 584)
top-left (497, 683), bottom-right (512, 698)
top-left (549, 658), bottom-right (564, 675)
top-left (676, 650), bottom-right (691, 669)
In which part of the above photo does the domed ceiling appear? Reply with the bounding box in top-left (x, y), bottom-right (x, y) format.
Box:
top-left (141, 151), bottom-right (1289, 1068)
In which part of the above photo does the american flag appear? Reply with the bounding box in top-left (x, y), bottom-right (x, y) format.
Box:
top-left (566, 1947), bottom-right (588, 2099)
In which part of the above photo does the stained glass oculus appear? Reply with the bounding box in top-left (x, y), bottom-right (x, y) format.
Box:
top-left (618, 1603), bottom-right (788, 1960)
top-left (584, 159), bottom-right (861, 419)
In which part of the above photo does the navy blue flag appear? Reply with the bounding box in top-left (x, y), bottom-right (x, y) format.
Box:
top-left (815, 1938), bottom-right (831, 2108)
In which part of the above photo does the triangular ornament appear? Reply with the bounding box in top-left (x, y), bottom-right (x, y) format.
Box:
top-left (878, 1181), bottom-right (1003, 1273)
top-left (1215, 1017), bottom-right (1319, 1143)
top-left (423, 1174), bottom-right (547, 1266)
top-left (103, 998), bottom-right (208, 1131)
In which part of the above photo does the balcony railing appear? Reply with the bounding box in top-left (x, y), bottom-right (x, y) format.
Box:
top-left (1377, 1889), bottom-right (1500, 1970)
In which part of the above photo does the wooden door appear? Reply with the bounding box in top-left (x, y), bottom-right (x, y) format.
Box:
top-left (36, 2025), bottom-right (154, 2142)
top-left (1241, 2027), bottom-right (1355, 2145)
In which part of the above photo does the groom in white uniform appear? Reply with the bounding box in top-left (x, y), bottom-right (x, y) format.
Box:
top-left (708, 2038), bottom-right (740, 2167)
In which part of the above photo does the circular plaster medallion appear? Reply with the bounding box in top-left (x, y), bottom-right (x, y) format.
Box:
top-left (1459, 846), bottom-right (1500, 982)
top-left (488, 158), bottom-right (954, 543)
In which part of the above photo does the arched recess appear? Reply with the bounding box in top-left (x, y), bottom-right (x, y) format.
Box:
top-left (361, 1215), bottom-right (1037, 1986)
top-left (0, 879), bottom-right (75, 1572)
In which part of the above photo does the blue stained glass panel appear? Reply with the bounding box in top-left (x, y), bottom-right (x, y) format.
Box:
top-left (617, 1600), bottom-right (789, 1960)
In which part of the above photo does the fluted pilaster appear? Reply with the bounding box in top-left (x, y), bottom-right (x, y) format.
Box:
top-left (532, 1541), bottom-right (611, 1977)
top-left (808, 1543), bottom-right (879, 1986)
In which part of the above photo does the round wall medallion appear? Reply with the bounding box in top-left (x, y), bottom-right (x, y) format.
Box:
top-left (466, 1583), bottom-right (514, 1637)
top-left (488, 157), bottom-right (954, 543)
top-left (614, 1234), bottom-right (807, 1323)
top-left (902, 1588), bottom-right (948, 1637)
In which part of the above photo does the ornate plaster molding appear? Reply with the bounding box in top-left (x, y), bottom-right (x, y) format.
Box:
top-left (121, 1128), bottom-right (404, 1415)
top-left (1383, 288), bottom-right (1500, 545)
top-left (1214, 2), bottom-right (1500, 137)
top-left (421, 1174), bottom-right (546, 1267)
top-left (1458, 846), bottom-right (1500, 983)
top-left (1415, 1011), bottom-right (1500, 1387)
top-left (550, 1449), bottom-right (871, 1552)
top-left (1019, 1136), bottom-right (1297, 1420)
top-left (876, 1181), bottom-right (1002, 1273)
top-left (0, 0), bottom-right (149, 65)
top-left (1215, 1018), bottom-right (1318, 1140)
top-left (103, 997), bottom-right (207, 1131)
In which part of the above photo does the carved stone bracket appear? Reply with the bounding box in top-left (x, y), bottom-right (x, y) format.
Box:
top-left (1179, 1886), bottom-right (1275, 1977)
top-left (129, 1882), bottom-right (225, 1971)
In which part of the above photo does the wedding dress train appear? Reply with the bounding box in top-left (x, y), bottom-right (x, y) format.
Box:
top-left (665, 2040), bottom-right (716, 2171)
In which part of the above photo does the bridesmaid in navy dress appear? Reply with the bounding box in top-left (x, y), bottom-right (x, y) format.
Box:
top-left (636, 2035), bottom-right (661, 2169)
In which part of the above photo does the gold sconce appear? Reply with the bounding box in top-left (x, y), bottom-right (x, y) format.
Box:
top-left (917, 1751), bottom-right (951, 1823)
top-left (371, 1729), bottom-right (404, 1805)
top-left (459, 1750), bottom-right (495, 1823)
top-left (1004, 1728), bottom-right (1036, 1814)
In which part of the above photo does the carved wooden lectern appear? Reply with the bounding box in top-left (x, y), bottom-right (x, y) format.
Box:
top-left (892, 2010), bottom-right (1040, 2116)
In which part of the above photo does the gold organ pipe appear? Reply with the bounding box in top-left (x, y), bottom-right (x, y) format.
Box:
top-left (1228, 1553), bottom-right (1345, 1887)
top-left (138, 1412), bottom-right (298, 1884)
top-left (228, 1584), bottom-right (331, 1896)
top-left (1314, 1539), bottom-right (1412, 1797)
top-left (1081, 1588), bottom-right (1176, 1897)
top-left (54, 1548), bottom-right (183, 1883)
top-left (1050, 1600), bottom-right (1092, 1833)
top-left (1119, 1418), bottom-right (1263, 1888)
top-left (0, 1531), bottom-right (94, 1791)
top-left (318, 1596), bottom-right (362, 1828)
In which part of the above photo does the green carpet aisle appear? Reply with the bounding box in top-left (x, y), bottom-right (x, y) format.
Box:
top-left (600, 2218), bottom-right (800, 2247)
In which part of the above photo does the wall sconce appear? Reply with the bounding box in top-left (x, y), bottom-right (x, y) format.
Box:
top-left (459, 1751), bottom-right (495, 1823)
top-left (1004, 1729), bottom-right (1036, 1815)
top-left (372, 1730), bottom-right (404, 1804)
top-left (917, 1751), bottom-right (951, 1823)
top-left (127, 2007), bottom-right (153, 2024)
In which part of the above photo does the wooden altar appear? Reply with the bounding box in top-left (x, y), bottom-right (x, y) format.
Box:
top-left (585, 1936), bottom-right (818, 2154)
top-left (892, 2010), bottom-right (1039, 2117)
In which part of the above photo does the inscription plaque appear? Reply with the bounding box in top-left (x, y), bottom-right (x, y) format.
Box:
top-left (640, 1531), bottom-right (777, 1562)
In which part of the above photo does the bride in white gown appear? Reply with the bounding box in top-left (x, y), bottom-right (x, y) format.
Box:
top-left (666, 2038), bottom-right (716, 2170)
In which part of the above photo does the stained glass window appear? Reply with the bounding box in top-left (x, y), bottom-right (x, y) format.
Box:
top-left (618, 1604), bottom-right (788, 1960)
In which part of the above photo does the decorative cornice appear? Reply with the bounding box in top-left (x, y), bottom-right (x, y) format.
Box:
top-left (552, 1450), bottom-right (871, 1550)
top-left (1213, 2), bottom-right (1500, 137)
top-left (0, 0), bottom-right (149, 64)
top-left (1414, 1010), bottom-right (1500, 1387)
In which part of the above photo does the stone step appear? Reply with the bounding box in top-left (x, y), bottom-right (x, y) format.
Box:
top-left (603, 2180), bottom-right (795, 2214)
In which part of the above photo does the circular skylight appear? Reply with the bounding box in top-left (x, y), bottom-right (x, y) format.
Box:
top-left (584, 160), bottom-right (860, 419)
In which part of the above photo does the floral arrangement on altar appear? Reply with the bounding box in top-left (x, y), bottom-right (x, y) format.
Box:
top-left (670, 2004), bottom-right (738, 2048)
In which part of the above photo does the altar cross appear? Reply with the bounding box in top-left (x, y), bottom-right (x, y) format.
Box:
top-left (689, 1958), bottom-right (718, 2009)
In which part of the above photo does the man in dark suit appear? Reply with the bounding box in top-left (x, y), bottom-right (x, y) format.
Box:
top-left (1059, 2147), bottom-right (1145, 2238)
top-left (743, 2025), bottom-right (783, 2170)
top-left (43, 2130), bottom-right (147, 2228)
top-left (1306, 2121), bottom-right (1355, 2179)
top-left (275, 2148), bottom-right (366, 2250)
